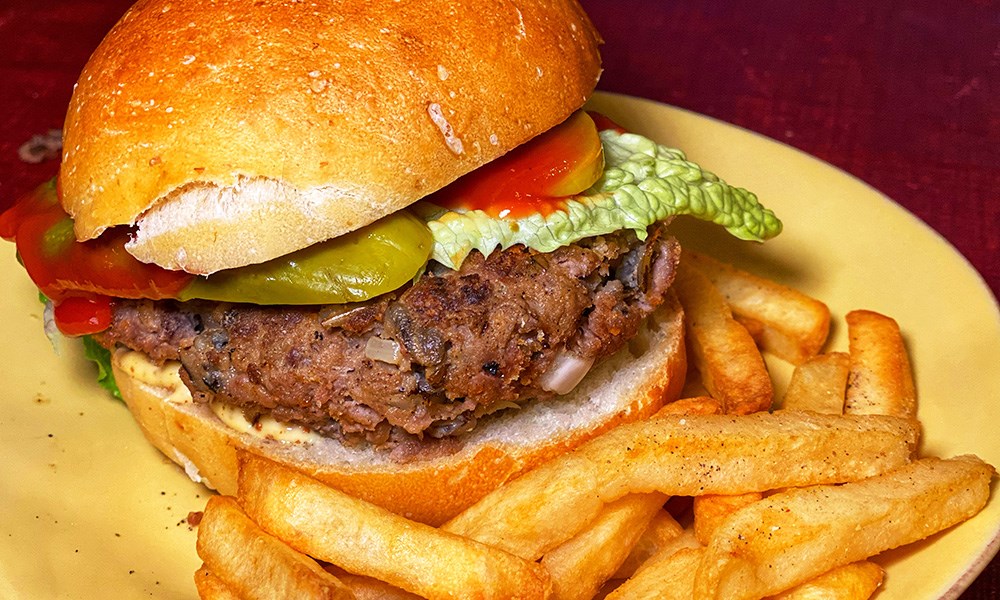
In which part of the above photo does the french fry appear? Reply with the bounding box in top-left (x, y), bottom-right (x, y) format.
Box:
top-left (541, 492), bottom-right (668, 600)
top-left (613, 510), bottom-right (686, 579)
top-left (638, 528), bottom-right (702, 562)
top-left (693, 456), bottom-right (995, 600)
top-left (195, 496), bottom-right (354, 600)
top-left (324, 567), bottom-right (423, 600)
top-left (674, 259), bottom-right (773, 414)
top-left (693, 492), bottom-right (763, 546)
top-left (237, 452), bottom-right (550, 600)
top-left (444, 411), bottom-right (918, 560)
top-left (781, 352), bottom-right (850, 414)
top-left (684, 251), bottom-right (831, 364)
top-left (735, 315), bottom-right (767, 343)
top-left (767, 561), bottom-right (884, 600)
top-left (194, 566), bottom-right (242, 600)
top-left (844, 310), bottom-right (917, 419)
top-left (605, 545), bottom-right (705, 600)
top-left (657, 396), bottom-right (724, 416)
top-left (679, 369), bottom-right (713, 399)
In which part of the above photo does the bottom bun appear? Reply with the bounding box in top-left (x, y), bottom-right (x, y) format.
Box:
top-left (112, 293), bottom-right (686, 525)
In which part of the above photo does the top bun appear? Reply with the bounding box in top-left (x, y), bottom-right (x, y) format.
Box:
top-left (60, 0), bottom-right (602, 274)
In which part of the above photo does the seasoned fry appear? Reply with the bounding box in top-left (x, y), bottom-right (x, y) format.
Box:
top-left (781, 352), bottom-right (850, 414)
top-left (674, 259), bottom-right (773, 414)
top-left (768, 561), bottom-right (884, 600)
top-left (196, 496), bottom-right (354, 600)
top-left (684, 250), bottom-right (830, 364)
top-left (194, 566), bottom-right (242, 600)
top-left (613, 510), bottom-right (687, 579)
top-left (542, 492), bottom-right (668, 600)
top-left (606, 545), bottom-right (705, 600)
top-left (844, 310), bottom-right (917, 418)
top-left (444, 411), bottom-right (918, 560)
top-left (237, 453), bottom-right (549, 600)
top-left (693, 492), bottom-right (763, 546)
top-left (694, 456), bottom-right (995, 600)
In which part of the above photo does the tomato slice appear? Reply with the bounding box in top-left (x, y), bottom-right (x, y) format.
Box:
top-left (4, 181), bottom-right (193, 303)
top-left (428, 110), bottom-right (607, 219)
top-left (586, 111), bottom-right (626, 134)
top-left (0, 178), bottom-right (58, 240)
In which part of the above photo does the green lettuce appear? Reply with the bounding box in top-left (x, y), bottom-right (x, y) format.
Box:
top-left (81, 335), bottom-right (122, 400)
top-left (418, 129), bottom-right (782, 269)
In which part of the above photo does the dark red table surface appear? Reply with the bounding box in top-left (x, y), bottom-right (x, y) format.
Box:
top-left (1, 0), bottom-right (997, 596)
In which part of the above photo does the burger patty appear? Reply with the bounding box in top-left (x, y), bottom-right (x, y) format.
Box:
top-left (97, 225), bottom-right (680, 456)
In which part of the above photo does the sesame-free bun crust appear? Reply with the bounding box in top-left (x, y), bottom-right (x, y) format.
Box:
top-left (112, 295), bottom-right (684, 525)
top-left (60, 0), bottom-right (602, 274)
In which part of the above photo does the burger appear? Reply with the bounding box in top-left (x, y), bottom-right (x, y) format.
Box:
top-left (0, 0), bottom-right (780, 524)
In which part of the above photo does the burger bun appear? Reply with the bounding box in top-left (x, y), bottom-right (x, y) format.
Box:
top-left (60, 0), bottom-right (602, 274)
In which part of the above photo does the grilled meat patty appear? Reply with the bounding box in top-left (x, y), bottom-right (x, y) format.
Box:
top-left (97, 225), bottom-right (680, 454)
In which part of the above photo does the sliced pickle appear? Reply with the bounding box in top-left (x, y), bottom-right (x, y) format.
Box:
top-left (180, 210), bottom-right (432, 305)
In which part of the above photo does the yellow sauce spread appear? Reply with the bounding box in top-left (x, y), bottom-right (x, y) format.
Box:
top-left (115, 349), bottom-right (193, 405)
top-left (209, 400), bottom-right (321, 444)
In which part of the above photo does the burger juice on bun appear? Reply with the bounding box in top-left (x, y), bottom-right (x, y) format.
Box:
top-left (0, 0), bottom-right (780, 524)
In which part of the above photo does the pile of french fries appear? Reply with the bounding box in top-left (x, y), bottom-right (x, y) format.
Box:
top-left (193, 250), bottom-right (995, 600)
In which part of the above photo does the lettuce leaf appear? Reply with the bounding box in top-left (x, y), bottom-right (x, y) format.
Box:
top-left (418, 129), bottom-right (782, 269)
top-left (81, 335), bottom-right (122, 400)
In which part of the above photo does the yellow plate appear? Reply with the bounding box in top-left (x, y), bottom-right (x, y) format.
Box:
top-left (2, 92), bottom-right (999, 598)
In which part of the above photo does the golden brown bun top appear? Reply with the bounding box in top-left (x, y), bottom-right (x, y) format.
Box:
top-left (61, 0), bottom-right (602, 273)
